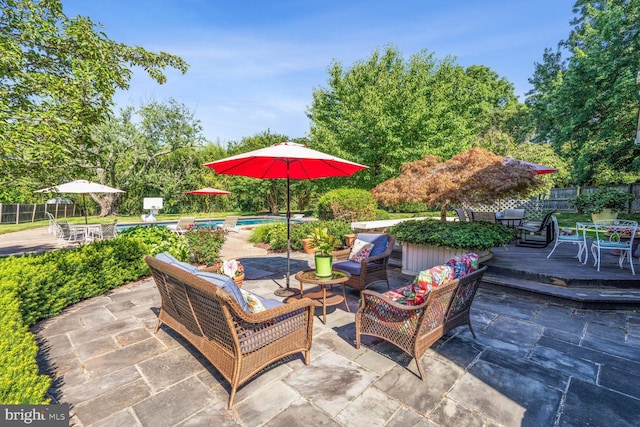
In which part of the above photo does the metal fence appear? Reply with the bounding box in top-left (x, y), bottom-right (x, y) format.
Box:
top-left (0, 203), bottom-right (80, 224)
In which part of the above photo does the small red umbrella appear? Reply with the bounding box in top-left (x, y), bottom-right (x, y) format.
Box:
top-left (186, 187), bottom-right (231, 220)
top-left (502, 157), bottom-right (557, 175)
top-left (205, 141), bottom-right (368, 296)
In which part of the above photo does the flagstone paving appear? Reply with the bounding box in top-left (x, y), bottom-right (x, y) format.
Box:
top-left (28, 228), bottom-right (639, 426)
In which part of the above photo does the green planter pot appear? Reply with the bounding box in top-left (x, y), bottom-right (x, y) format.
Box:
top-left (314, 255), bottom-right (333, 277)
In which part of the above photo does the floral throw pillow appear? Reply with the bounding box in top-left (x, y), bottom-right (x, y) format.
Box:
top-left (349, 239), bottom-right (374, 262)
top-left (446, 253), bottom-right (479, 278)
top-left (412, 265), bottom-right (455, 292)
top-left (239, 288), bottom-right (266, 313)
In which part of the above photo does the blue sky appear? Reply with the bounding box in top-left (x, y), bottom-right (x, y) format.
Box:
top-left (62, 0), bottom-right (576, 144)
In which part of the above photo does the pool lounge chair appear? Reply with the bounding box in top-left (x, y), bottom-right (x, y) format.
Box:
top-left (167, 217), bottom-right (196, 234)
top-left (215, 216), bottom-right (240, 233)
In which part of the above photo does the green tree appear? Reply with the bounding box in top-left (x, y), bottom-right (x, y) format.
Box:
top-left (527, 0), bottom-right (640, 185)
top-left (307, 45), bottom-right (520, 189)
top-left (222, 132), bottom-right (291, 214)
top-left (91, 100), bottom-right (205, 215)
top-left (0, 0), bottom-right (188, 186)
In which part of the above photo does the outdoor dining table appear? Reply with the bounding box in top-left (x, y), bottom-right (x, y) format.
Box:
top-left (69, 223), bottom-right (102, 242)
top-left (576, 221), bottom-right (640, 268)
top-left (575, 222), bottom-right (594, 265)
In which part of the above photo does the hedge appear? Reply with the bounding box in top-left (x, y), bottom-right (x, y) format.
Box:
top-left (0, 225), bottom-right (191, 404)
top-left (249, 220), bottom-right (353, 251)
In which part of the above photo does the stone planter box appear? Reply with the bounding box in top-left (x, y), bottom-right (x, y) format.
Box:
top-left (401, 243), bottom-right (492, 275)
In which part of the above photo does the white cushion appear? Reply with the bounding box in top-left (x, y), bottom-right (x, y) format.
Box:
top-left (349, 239), bottom-right (374, 262)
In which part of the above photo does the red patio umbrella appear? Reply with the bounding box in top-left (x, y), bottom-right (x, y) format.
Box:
top-left (502, 157), bottom-right (557, 175)
top-left (205, 141), bottom-right (368, 296)
top-left (186, 187), bottom-right (231, 220)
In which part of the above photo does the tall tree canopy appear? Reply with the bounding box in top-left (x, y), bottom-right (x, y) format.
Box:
top-left (0, 0), bottom-right (188, 186)
top-left (90, 99), bottom-right (205, 216)
top-left (307, 46), bottom-right (519, 189)
top-left (527, 0), bottom-right (640, 185)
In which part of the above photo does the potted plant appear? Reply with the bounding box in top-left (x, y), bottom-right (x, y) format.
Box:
top-left (568, 188), bottom-right (635, 222)
top-left (389, 219), bottom-right (514, 275)
top-left (206, 259), bottom-right (245, 287)
top-left (307, 227), bottom-right (339, 277)
top-left (301, 237), bottom-right (315, 254)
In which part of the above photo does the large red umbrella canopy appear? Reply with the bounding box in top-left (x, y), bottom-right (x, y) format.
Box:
top-left (204, 141), bottom-right (368, 295)
top-left (502, 157), bottom-right (557, 175)
top-left (204, 141), bottom-right (367, 179)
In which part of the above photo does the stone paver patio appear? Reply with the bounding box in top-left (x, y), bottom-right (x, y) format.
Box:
top-left (31, 229), bottom-right (640, 426)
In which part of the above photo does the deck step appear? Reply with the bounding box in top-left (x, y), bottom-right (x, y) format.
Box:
top-left (482, 272), bottom-right (640, 309)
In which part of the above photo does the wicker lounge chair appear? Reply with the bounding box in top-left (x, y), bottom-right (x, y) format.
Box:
top-left (332, 233), bottom-right (396, 292)
top-left (355, 265), bottom-right (487, 379)
top-left (145, 255), bottom-right (315, 409)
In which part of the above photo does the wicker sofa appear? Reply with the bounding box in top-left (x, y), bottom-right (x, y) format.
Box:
top-left (145, 254), bottom-right (315, 409)
top-left (355, 254), bottom-right (487, 379)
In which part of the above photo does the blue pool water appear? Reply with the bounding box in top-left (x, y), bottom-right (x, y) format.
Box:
top-left (117, 216), bottom-right (297, 231)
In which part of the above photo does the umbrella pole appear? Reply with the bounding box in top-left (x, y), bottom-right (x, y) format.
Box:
top-left (83, 194), bottom-right (88, 224)
top-left (274, 173), bottom-right (299, 297)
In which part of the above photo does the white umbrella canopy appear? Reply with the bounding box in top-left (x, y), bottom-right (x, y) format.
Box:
top-left (35, 179), bottom-right (125, 224)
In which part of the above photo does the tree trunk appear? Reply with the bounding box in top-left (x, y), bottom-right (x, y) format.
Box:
top-left (90, 194), bottom-right (117, 217)
top-left (440, 204), bottom-right (448, 222)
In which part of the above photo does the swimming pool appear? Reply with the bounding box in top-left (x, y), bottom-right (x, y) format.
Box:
top-left (117, 216), bottom-right (298, 231)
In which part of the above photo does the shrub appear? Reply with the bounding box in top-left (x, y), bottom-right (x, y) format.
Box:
top-left (374, 209), bottom-right (390, 220)
top-left (389, 219), bottom-right (514, 250)
top-left (120, 225), bottom-right (189, 260)
top-left (183, 228), bottom-right (226, 265)
top-left (316, 188), bottom-right (376, 222)
top-left (568, 187), bottom-right (635, 214)
top-left (250, 220), bottom-right (352, 251)
top-left (0, 286), bottom-right (50, 404)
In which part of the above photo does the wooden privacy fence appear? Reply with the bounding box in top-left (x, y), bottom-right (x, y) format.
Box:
top-left (543, 185), bottom-right (640, 213)
top-left (0, 203), bottom-right (80, 224)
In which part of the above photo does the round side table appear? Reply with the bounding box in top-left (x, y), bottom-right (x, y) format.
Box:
top-left (293, 269), bottom-right (351, 324)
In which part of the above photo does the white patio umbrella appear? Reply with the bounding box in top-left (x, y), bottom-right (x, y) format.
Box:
top-left (35, 179), bottom-right (125, 224)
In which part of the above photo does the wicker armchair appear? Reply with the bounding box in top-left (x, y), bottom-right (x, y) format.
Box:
top-left (332, 233), bottom-right (396, 292)
top-left (145, 256), bottom-right (315, 409)
top-left (355, 266), bottom-right (487, 379)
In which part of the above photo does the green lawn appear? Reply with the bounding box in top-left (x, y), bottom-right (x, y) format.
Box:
top-left (2, 211), bottom-right (639, 236)
top-left (0, 212), bottom-right (243, 235)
